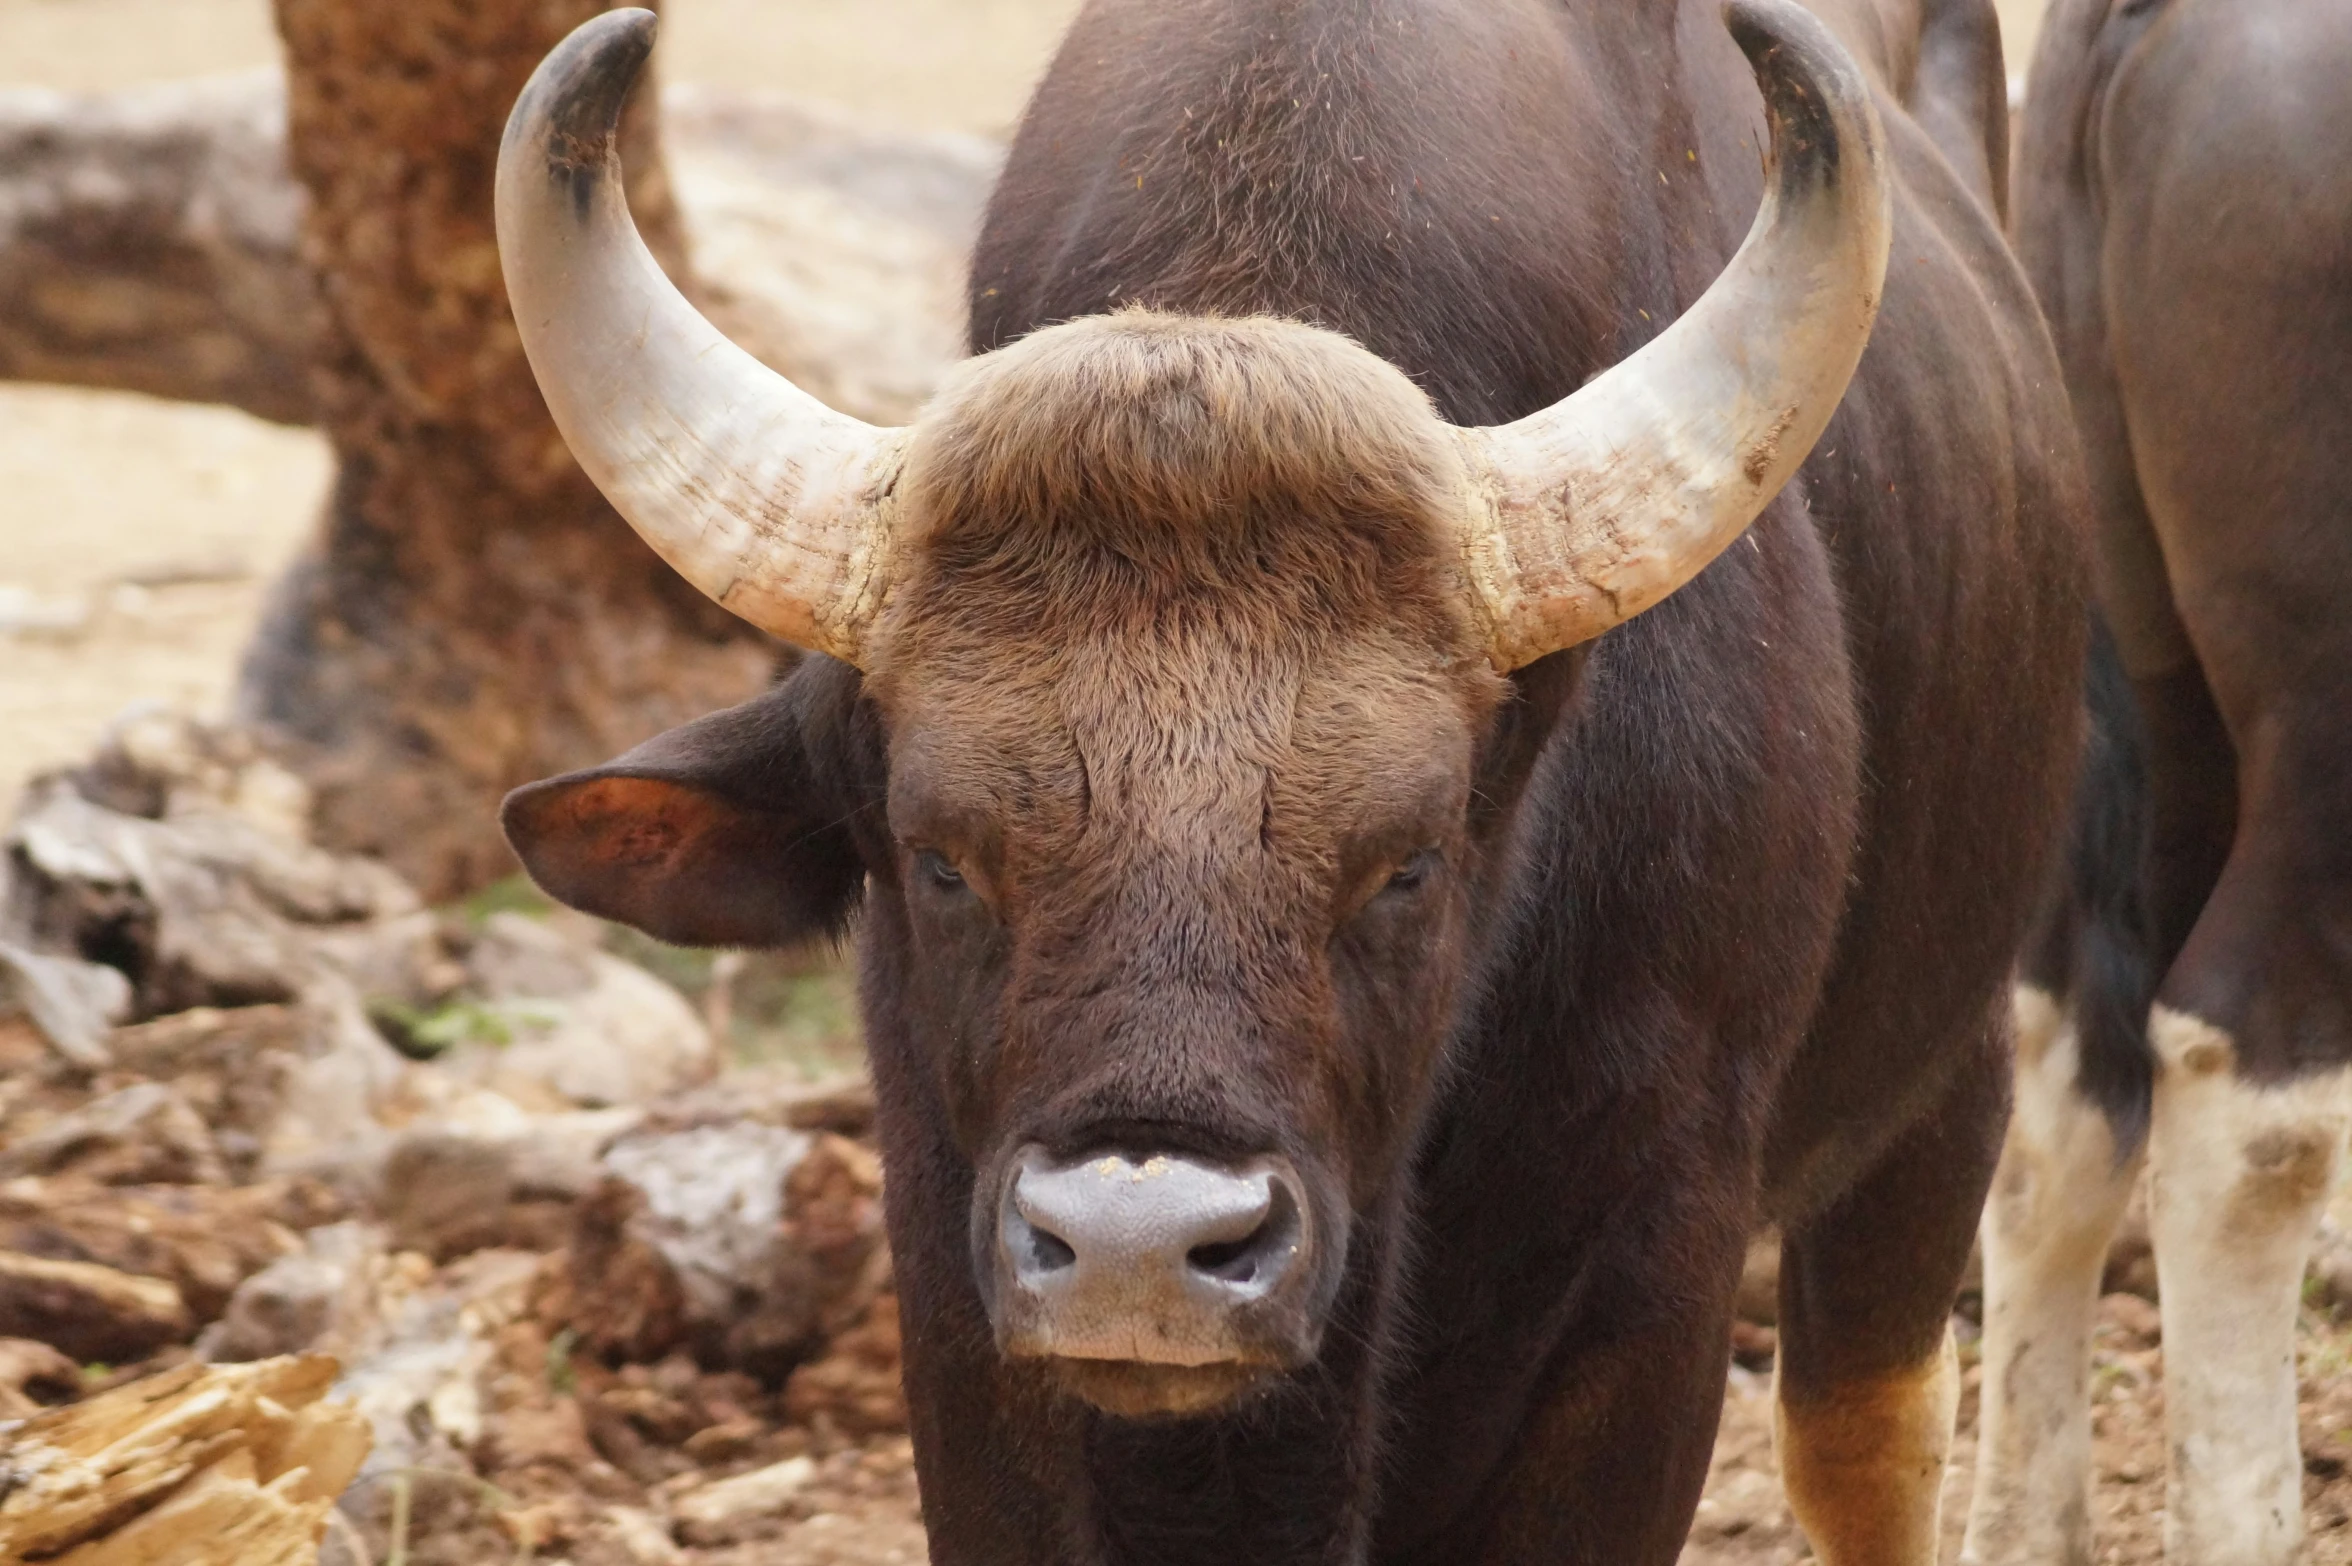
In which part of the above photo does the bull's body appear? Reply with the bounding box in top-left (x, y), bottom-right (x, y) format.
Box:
top-left (900, 2), bottom-right (2078, 1558)
top-left (1972, 4), bottom-right (2352, 1561)
top-left (495, 0), bottom-right (2087, 1558)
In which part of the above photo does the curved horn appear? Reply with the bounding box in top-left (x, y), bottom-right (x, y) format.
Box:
top-left (1458, 0), bottom-right (1893, 669)
top-left (495, 9), bottom-right (904, 664)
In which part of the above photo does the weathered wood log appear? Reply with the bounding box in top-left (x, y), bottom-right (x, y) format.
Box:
top-left (0, 1179), bottom-right (300, 1322)
top-left (0, 1354), bottom-right (369, 1566)
top-left (0, 1251), bottom-right (193, 1364)
top-left (0, 1082), bottom-right (229, 1187)
top-left (0, 74), bottom-right (318, 426)
top-left (0, 74), bottom-right (992, 433)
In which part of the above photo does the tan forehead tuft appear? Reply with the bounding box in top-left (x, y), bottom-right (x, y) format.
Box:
top-left (896, 310), bottom-right (1473, 584)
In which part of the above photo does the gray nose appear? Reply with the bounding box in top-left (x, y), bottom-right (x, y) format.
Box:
top-left (996, 1148), bottom-right (1306, 1366)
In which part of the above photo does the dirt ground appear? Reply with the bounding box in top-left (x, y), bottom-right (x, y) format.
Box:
top-left (662, 1286), bottom-right (2352, 1566)
top-left (24, 4), bottom-right (2350, 1566)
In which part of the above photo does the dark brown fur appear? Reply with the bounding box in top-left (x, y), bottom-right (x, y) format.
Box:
top-left (506, 0), bottom-right (2085, 1559)
top-left (2019, 0), bottom-right (2352, 1104)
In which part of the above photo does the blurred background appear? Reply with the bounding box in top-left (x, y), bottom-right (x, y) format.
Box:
top-left (0, 0), bottom-right (1079, 807)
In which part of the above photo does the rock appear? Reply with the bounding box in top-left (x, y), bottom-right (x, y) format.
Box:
top-left (599, 1122), bottom-right (808, 1317)
top-left (432, 914), bottom-right (714, 1110)
top-left (2310, 1219), bottom-right (2352, 1317)
top-left (0, 585), bottom-right (92, 640)
top-left (331, 1247), bottom-right (542, 1506)
top-left (473, 1391), bottom-right (600, 1478)
top-left (0, 1249), bottom-right (193, 1362)
top-left (546, 1121), bottom-right (891, 1378)
top-left (0, 1177), bottom-right (298, 1321)
top-left (251, 986), bottom-right (407, 1188)
top-left (0, 1080), bottom-right (228, 1185)
top-left (601, 1504), bottom-right (686, 1565)
top-left (1727, 1319), bottom-right (1777, 1372)
top-left (197, 1221), bottom-right (389, 1365)
top-left (1, 712), bottom-right (427, 1017)
top-left (6, 770), bottom-right (416, 1016)
top-left (644, 1067), bottom-right (878, 1140)
top-left (0, 1336), bottom-right (80, 1419)
top-left (782, 1291), bottom-right (907, 1438)
top-left (380, 1131), bottom-right (524, 1262)
top-left (0, 1354), bottom-right (369, 1566)
top-left (774, 1133), bottom-right (889, 1344)
top-left (672, 1454), bottom-right (816, 1544)
top-left (101, 1003), bottom-right (314, 1182)
top-left (681, 1416), bottom-right (765, 1463)
top-left (376, 1101), bottom-right (640, 1261)
top-left (0, 719), bottom-right (421, 1198)
top-left (2102, 1180), bottom-right (2158, 1301)
top-left (544, 1178), bottom-right (690, 1366)
top-left (0, 941), bottom-right (129, 1070)
top-left (602, 1121), bottom-right (812, 1371)
top-left (2098, 1290), bottom-right (2163, 1349)
top-left (465, 911), bottom-right (599, 1000)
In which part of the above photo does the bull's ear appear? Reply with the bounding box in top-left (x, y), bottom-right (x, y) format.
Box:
top-left (500, 660), bottom-right (869, 948)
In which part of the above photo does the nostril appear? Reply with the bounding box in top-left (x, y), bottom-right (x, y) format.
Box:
top-left (1186, 1232), bottom-right (1264, 1281)
top-left (1185, 1177), bottom-right (1300, 1291)
top-left (1005, 1205), bottom-right (1077, 1278)
top-left (1025, 1224), bottom-right (1077, 1274)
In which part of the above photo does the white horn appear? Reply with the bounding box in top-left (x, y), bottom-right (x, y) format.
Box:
top-left (495, 8), bottom-right (904, 665)
top-left (1458, 0), bottom-right (1894, 669)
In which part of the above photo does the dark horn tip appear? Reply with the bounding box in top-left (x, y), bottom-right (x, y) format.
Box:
top-left (507, 7), bottom-right (659, 168)
top-left (1722, 0), bottom-right (1868, 183)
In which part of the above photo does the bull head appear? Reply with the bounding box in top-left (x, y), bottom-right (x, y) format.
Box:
top-left (495, 2), bottom-right (1889, 675)
top-left (495, 0), bottom-right (1890, 1418)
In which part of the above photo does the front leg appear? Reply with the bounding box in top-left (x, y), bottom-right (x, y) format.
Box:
top-left (1774, 1019), bottom-right (2008, 1566)
top-left (1372, 1165), bottom-right (1753, 1566)
top-left (1448, 1283), bottom-right (1740, 1565)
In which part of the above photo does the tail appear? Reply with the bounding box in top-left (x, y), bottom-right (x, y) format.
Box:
top-left (2029, 616), bottom-right (2159, 1155)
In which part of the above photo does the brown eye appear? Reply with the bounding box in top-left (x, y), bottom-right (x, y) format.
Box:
top-left (916, 850), bottom-right (967, 893)
top-left (1383, 849), bottom-right (1442, 895)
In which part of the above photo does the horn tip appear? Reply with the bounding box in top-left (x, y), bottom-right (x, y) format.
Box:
top-left (507, 8), bottom-right (660, 171)
top-left (1721, 0), bottom-right (1874, 186)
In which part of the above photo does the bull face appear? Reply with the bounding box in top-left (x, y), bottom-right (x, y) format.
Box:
top-left (882, 638), bottom-right (1491, 1412)
top-left (866, 345), bottom-right (1505, 1405)
top-left (495, 0), bottom-right (1891, 1423)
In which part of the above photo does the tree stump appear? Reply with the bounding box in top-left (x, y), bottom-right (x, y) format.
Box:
top-left (241, 0), bottom-right (776, 898)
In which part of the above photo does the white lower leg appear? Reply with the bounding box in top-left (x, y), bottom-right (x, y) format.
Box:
top-left (2149, 1004), bottom-right (2351, 1566)
top-left (1776, 1329), bottom-right (1959, 1566)
top-left (1963, 986), bottom-right (2144, 1566)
